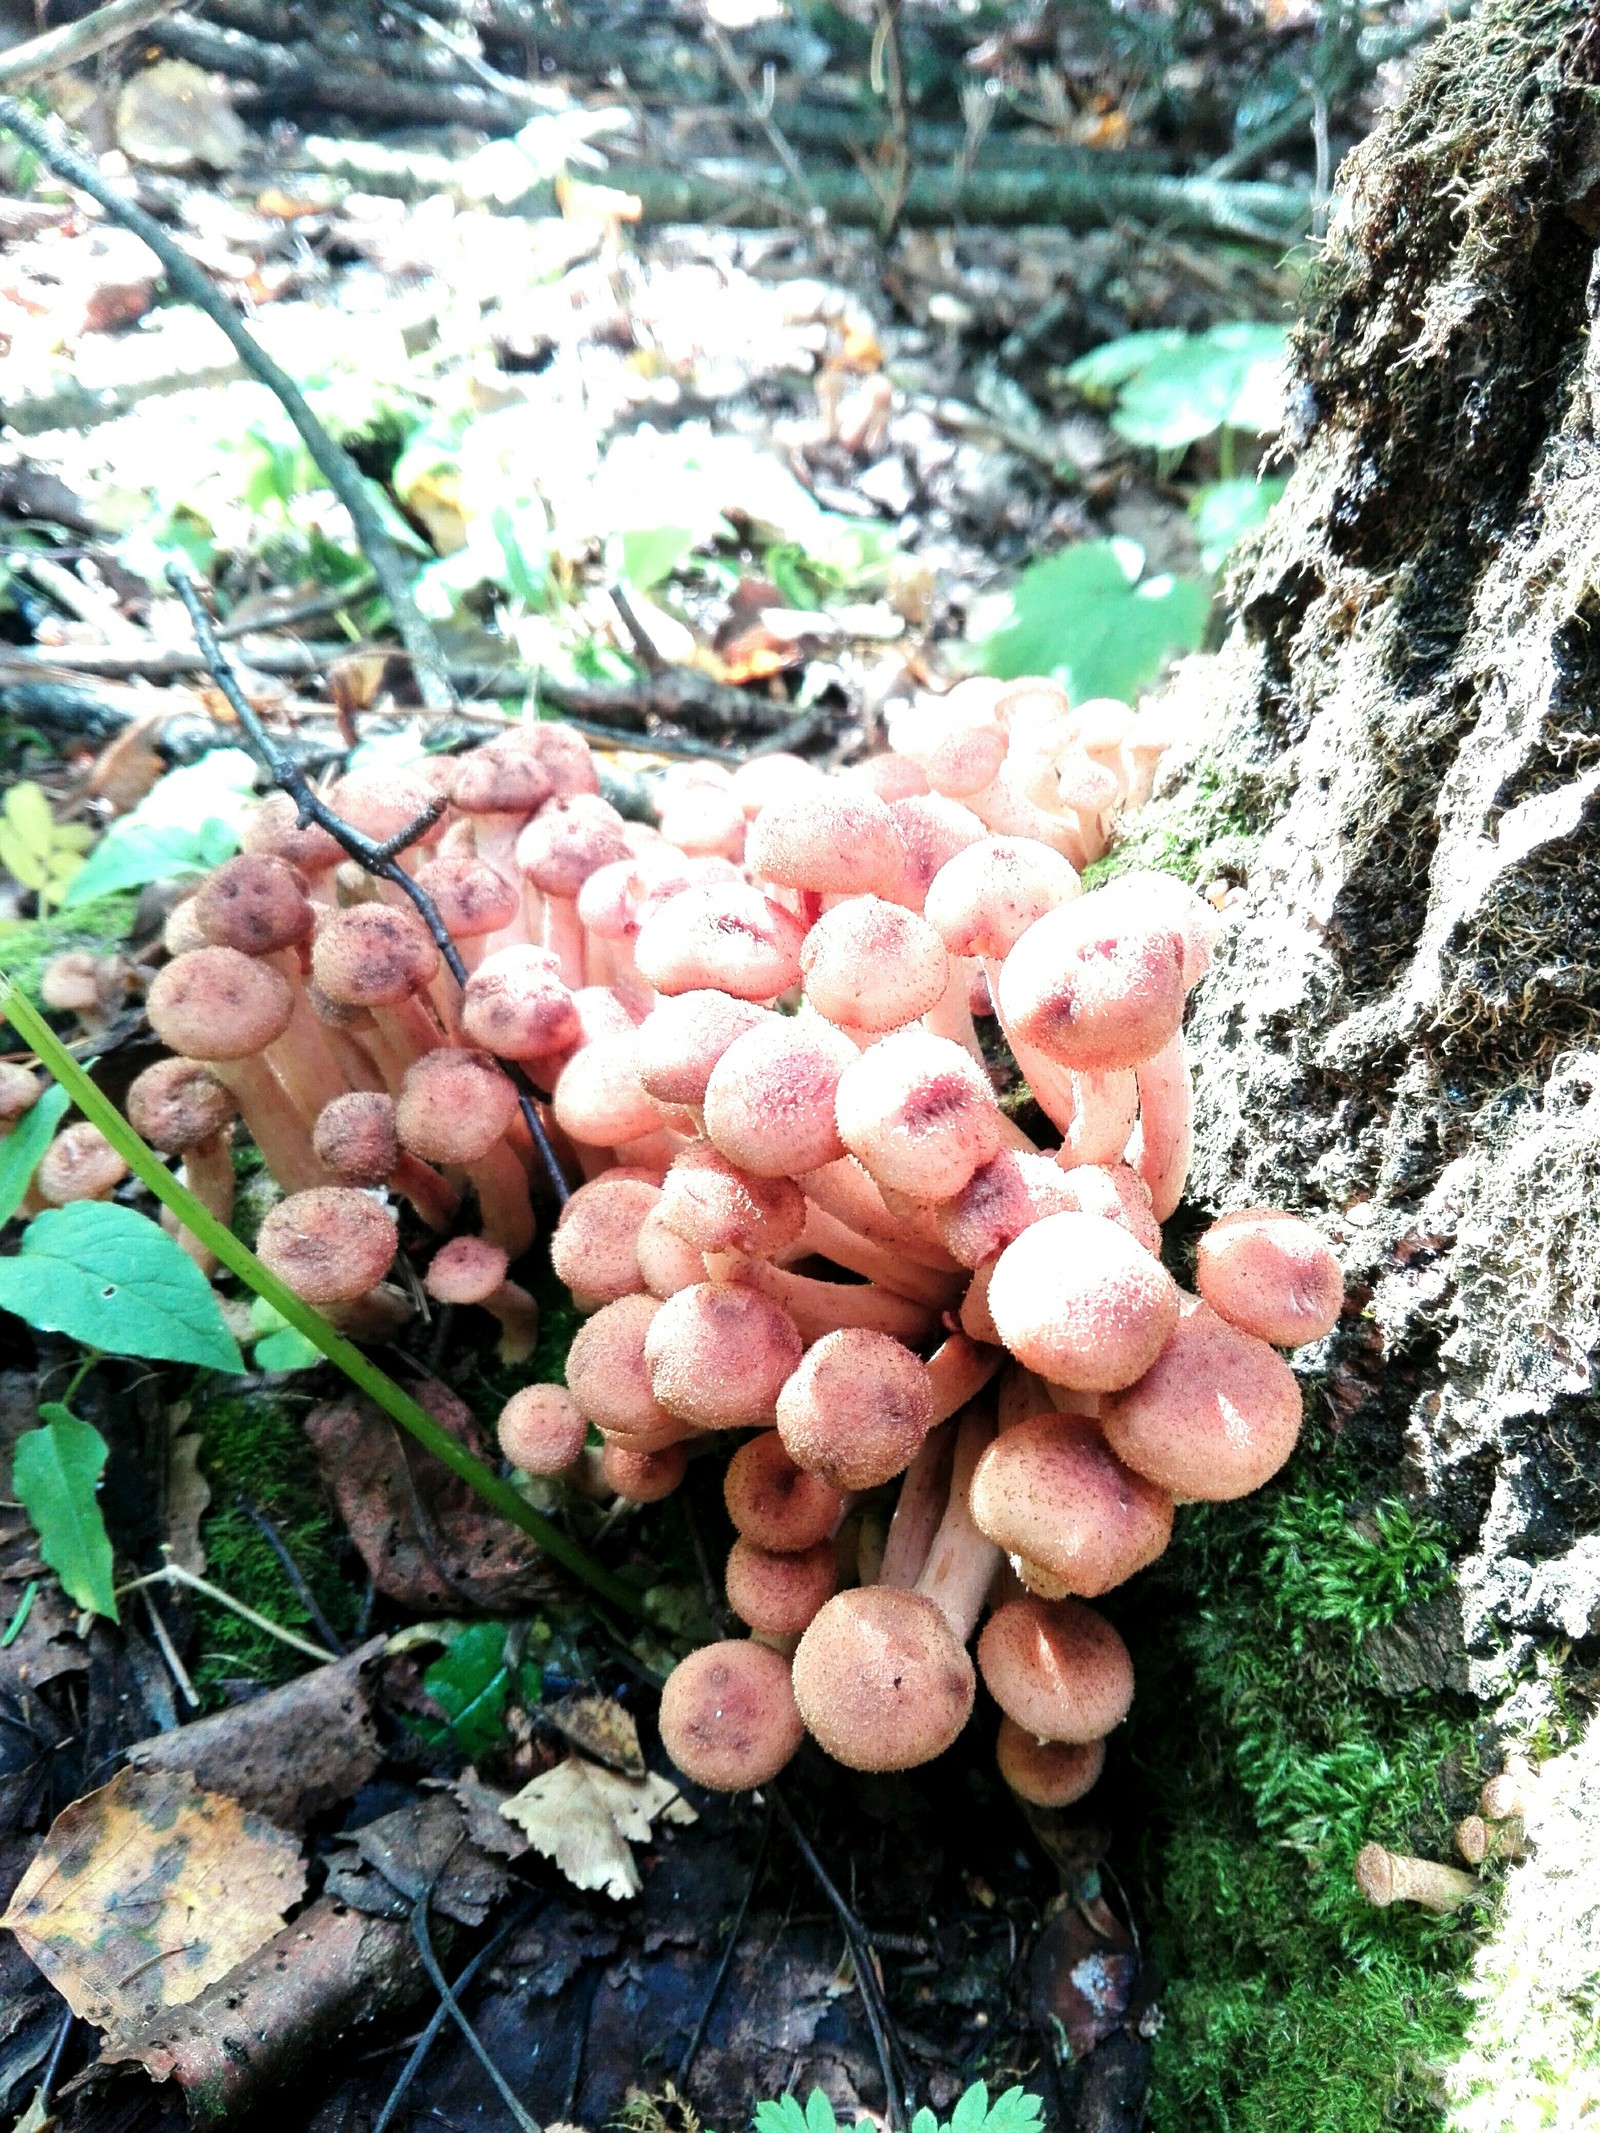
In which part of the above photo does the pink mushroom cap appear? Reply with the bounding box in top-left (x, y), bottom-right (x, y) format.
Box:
top-left (799, 896), bottom-right (949, 1032)
top-left (702, 1014), bottom-right (857, 1177)
top-left (834, 1028), bottom-right (1003, 1201)
top-left (1100, 1296), bottom-right (1303, 1500)
top-left (775, 1328), bottom-right (935, 1490)
top-left (658, 1639), bottom-right (804, 1791)
top-left (970, 1413), bottom-right (1174, 1595)
top-left (988, 1211), bottom-right (1179, 1391)
top-left (792, 1587), bottom-right (974, 1770)
top-left (1194, 1208), bottom-right (1343, 1347)
top-left (644, 1280), bottom-right (804, 1428)
top-left (634, 880), bottom-right (805, 1001)
top-left (977, 1596), bottom-right (1134, 1744)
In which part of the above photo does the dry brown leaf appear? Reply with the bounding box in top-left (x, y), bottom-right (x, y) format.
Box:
top-left (500, 1757), bottom-right (694, 1902)
top-left (163, 1415), bottom-right (210, 1576)
top-left (1, 1767), bottom-right (305, 2040)
top-left (545, 1691), bottom-right (646, 1777)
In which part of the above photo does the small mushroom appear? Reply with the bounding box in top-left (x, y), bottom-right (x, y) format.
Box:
top-left (1353, 1844), bottom-right (1478, 1915)
top-left (498, 1384), bottom-right (588, 1476)
top-left (995, 1720), bottom-right (1106, 1808)
top-left (723, 1431), bottom-right (843, 1552)
top-left (792, 1586), bottom-right (974, 1772)
top-left (657, 1638), bottom-right (804, 1791)
top-left (424, 1236), bottom-right (538, 1363)
top-left (976, 1596), bottom-right (1134, 1744)
top-left (1195, 1208), bottom-right (1344, 1347)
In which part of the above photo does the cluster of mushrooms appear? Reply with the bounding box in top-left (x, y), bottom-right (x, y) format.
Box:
top-left (4, 676), bottom-right (1343, 1809)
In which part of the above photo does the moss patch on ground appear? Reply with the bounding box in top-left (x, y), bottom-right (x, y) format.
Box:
top-left (188, 1380), bottom-right (358, 1702)
top-left (0, 894), bottom-right (140, 1028)
top-left (1113, 1422), bottom-right (1482, 2132)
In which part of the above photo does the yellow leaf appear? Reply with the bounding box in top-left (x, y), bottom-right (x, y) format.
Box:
top-left (0, 1766), bottom-right (305, 2040)
top-left (0, 823), bottom-right (51, 891)
top-left (499, 1756), bottom-right (693, 1901)
top-left (3, 781), bottom-right (55, 861)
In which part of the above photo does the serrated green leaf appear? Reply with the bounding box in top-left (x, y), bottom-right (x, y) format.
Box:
top-left (754, 2101), bottom-right (812, 2133)
top-left (973, 538), bottom-right (1209, 703)
top-left (911, 2109), bottom-right (940, 2133)
top-left (13, 1406), bottom-right (118, 1620)
top-left (3, 782), bottom-right (56, 862)
top-left (0, 1202), bottom-right (244, 1371)
top-left (978, 2088), bottom-right (1043, 2133)
top-left (0, 1081), bottom-right (69, 1226)
top-left (804, 2090), bottom-right (838, 2133)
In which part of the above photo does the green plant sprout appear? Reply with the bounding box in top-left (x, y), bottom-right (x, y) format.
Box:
top-left (754, 2083), bottom-right (1044, 2133)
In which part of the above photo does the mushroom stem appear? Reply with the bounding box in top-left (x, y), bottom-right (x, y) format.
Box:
top-left (392, 1151), bottom-right (461, 1232)
top-left (1453, 1815), bottom-right (1526, 1867)
top-left (880, 1419), bottom-right (957, 1588)
top-left (788, 1202), bottom-right (966, 1309)
top-left (704, 1252), bottom-right (940, 1345)
top-left (797, 1158), bottom-right (961, 1270)
top-left (172, 1128), bottom-right (235, 1270)
top-left (481, 1276), bottom-right (539, 1363)
top-left (261, 949), bottom-right (360, 1123)
top-left (209, 1054), bottom-right (333, 1193)
top-left (979, 953), bottom-right (1079, 1132)
top-left (465, 1142), bottom-right (537, 1259)
top-left (923, 959), bottom-right (984, 1061)
top-left (926, 1333), bottom-right (1003, 1421)
top-left (543, 892), bottom-right (588, 990)
top-left (1353, 1844), bottom-right (1479, 1915)
top-left (1480, 1758), bottom-right (1540, 1822)
top-left (912, 1406), bottom-right (1001, 1642)
top-left (1127, 1032), bottom-right (1192, 1220)
top-left (1061, 1069), bottom-right (1140, 1168)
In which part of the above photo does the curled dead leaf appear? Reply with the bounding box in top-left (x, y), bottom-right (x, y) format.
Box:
top-left (500, 1757), bottom-right (695, 1902)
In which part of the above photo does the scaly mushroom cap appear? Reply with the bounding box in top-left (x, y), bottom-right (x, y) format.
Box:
top-left (36, 1123), bottom-right (128, 1205)
top-left (988, 1212), bottom-right (1179, 1391)
top-left (1100, 1296), bottom-right (1303, 1500)
top-left (1055, 1161), bottom-right (1162, 1255)
top-left (924, 835), bottom-right (1080, 960)
top-left (936, 1148), bottom-right (1080, 1270)
top-left (311, 905), bottom-right (439, 1008)
top-left (126, 1058), bottom-right (236, 1154)
top-left (725, 1536), bottom-right (838, 1635)
top-left (601, 1437), bottom-right (688, 1502)
top-left (658, 1639), bottom-right (804, 1792)
top-left (747, 784), bottom-right (906, 897)
top-left (462, 947), bottom-right (578, 1061)
top-left (425, 1235), bottom-right (510, 1306)
top-left (644, 1281), bottom-right (804, 1428)
top-left (498, 1384), bottom-right (588, 1475)
top-left (1194, 1208), bottom-right (1343, 1347)
top-left (256, 1187), bottom-right (398, 1304)
top-left (636, 990), bottom-right (768, 1108)
top-left (994, 1720), bottom-right (1106, 1808)
top-left (40, 952), bottom-right (103, 1016)
top-left (977, 1597), bottom-right (1133, 1744)
top-left (312, 1090), bottom-right (399, 1185)
top-left (451, 742), bottom-right (554, 818)
top-left (634, 881), bottom-right (805, 1001)
top-left (656, 783), bottom-right (748, 860)
top-left (194, 853), bottom-right (314, 956)
top-left (241, 790), bottom-right (344, 876)
top-left (413, 853), bottom-right (521, 941)
top-left (998, 891), bottom-right (1187, 1071)
top-left (1108, 869), bottom-right (1219, 989)
top-left (887, 793), bottom-right (988, 911)
top-left (516, 720), bottom-right (601, 797)
top-left (775, 1328), bottom-right (935, 1490)
top-left (969, 1414), bottom-right (1173, 1596)
top-left (792, 1587), bottom-right (974, 1771)
top-left (516, 794), bottom-right (630, 896)
top-left (724, 1430), bottom-right (843, 1551)
top-left (550, 1176), bottom-right (658, 1307)
top-left (886, 682), bottom-right (1007, 798)
top-left (657, 1144), bottom-right (805, 1258)
top-left (703, 1015), bottom-right (857, 1177)
top-left (565, 1292), bottom-right (678, 1440)
top-left (799, 897), bottom-right (949, 1032)
top-left (396, 1049), bottom-right (520, 1165)
top-left (834, 1028), bottom-right (1002, 1201)
top-left (551, 1035), bottom-right (664, 1148)
top-left (147, 946), bottom-right (295, 1060)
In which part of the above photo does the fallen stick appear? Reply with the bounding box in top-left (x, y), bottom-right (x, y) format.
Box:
top-left (0, 0), bottom-right (188, 88)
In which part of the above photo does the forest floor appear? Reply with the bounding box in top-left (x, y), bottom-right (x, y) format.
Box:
top-left (0, 6), bottom-right (1510, 2133)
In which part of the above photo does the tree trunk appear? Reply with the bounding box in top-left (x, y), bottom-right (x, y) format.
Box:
top-left (1168, 0), bottom-right (1600, 1699)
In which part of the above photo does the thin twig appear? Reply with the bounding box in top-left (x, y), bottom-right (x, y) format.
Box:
top-left (411, 1895), bottom-right (539, 2133)
top-left (561, 1961), bottom-right (603, 2120)
top-left (676, 1801), bottom-right (773, 2088)
top-left (141, 1589), bottom-right (201, 1710)
top-left (36, 2005), bottom-right (74, 2112)
top-left (0, 95), bottom-right (455, 713)
top-left (870, 0), bottom-right (913, 238)
top-left (375, 1897), bottom-right (539, 2133)
top-left (215, 574), bottom-right (379, 641)
top-left (118, 1558), bottom-right (334, 1665)
top-left (235, 1492), bottom-right (349, 1655)
top-left (771, 1789), bottom-right (910, 2130)
top-left (696, 3), bottom-right (825, 227)
top-left (0, 0), bottom-right (187, 86)
top-left (167, 567), bottom-right (570, 1206)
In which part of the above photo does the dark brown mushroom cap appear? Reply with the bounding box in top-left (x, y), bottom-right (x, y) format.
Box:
top-left (147, 946), bottom-right (295, 1060)
top-left (1099, 1296), bottom-right (1303, 1500)
top-left (725, 1537), bottom-right (838, 1636)
top-left (395, 1049), bottom-right (519, 1165)
top-left (994, 1720), bottom-right (1106, 1808)
top-left (312, 1090), bottom-right (399, 1185)
top-left (987, 1212), bottom-right (1179, 1391)
top-left (256, 1187), bottom-right (398, 1304)
top-left (775, 1328), bottom-right (935, 1490)
top-left (498, 1384), bottom-right (588, 1475)
top-left (126, 1057), bottom-right (237, 1154)
top-left (976, 1596), bottom-right (1133, 1744)
top-left (425, 1235), bottom-right (510, 1306)
top-left (792, 1587), bottom-right (974, 1771)
top-left (311, 904), bottom-right (439, 1008)
top-left (969, 1414), bottom-right (1173, 1596)
top-left (723, 1431), bottom-right (843, 1552)
top-left (657, 1639), bottom-right (804, 1792)
top-left (1194, 1208), bottom-right (1344, 1348)
top-left (194, 853), bottom-right (313, 957)
top-left (644, 1281), bottom-right (804, 1429)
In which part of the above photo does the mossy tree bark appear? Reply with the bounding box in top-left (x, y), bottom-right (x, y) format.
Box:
top-left (1166, 0), bottom-right (1600, 1700)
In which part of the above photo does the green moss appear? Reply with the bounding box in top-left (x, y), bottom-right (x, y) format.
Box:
top-left (1118, 1430), bottom-right (1480, 2132)
top-left (0, 895), bottom-right (140, 1028)
top-left (188, 1382), bottom-right (356, 1702)
top-left (1087, 759), bottom-right (1263, 891)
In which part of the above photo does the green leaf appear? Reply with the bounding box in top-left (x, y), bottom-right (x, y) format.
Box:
top-left (254, 1326), bottom-right (324, 1373)
top-left (0, 1202), bottom-right (245, 1371)
top-left (950, 2085), bottom-right (991, 2133)
top-left (1110, 323), bottom-right (1289, 451)
top-left (1190, 476), bottom-right (1287, 573)
top-left (754, 2102), bottom-right (812, 2133)
top-left (0, 822), bottom-right (51, 891)
top-left (804, 2090), bottom-right (838, 2133)
top-left (0, 1081), bottom-right (69, 1226)
top-left (417, 1619), bottom-right (537, 1762)
top-left (911, 2110), bottom-right (940, 2133)
top-left (13, 1406), bottom-right (118, 1621)
top-left (61, 820), bottom-right (225, 906)
top-left (3, 782), bottom-right (56, 863)
top-left (974, 538), bottom-right (1210, 703)
top-left (619, 524), bottom-right (694, 592)
top-left (975, 2088), bottom-right (1043, 2133)
top-left (1063, 328), bottom-right (1187, 403)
